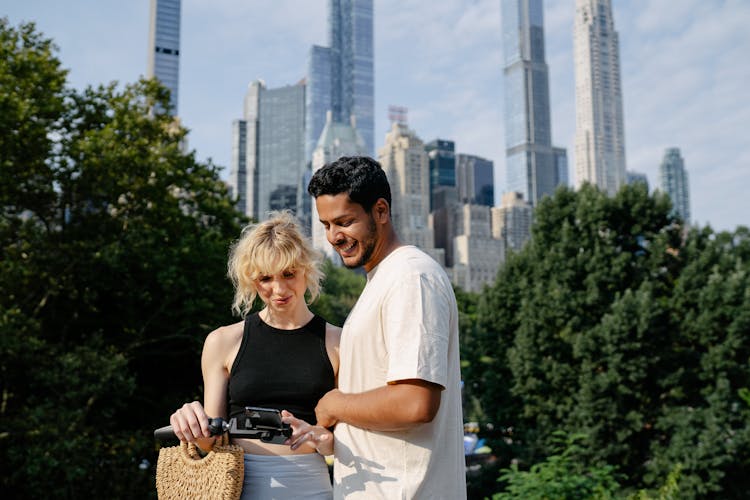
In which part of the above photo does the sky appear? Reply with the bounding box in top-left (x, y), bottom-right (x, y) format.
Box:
top-left (4, 0), bottom-right (749, 232)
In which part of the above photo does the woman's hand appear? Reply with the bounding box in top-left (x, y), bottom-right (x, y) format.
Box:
top-left (170, 401), bottom-right (213, 443)
top-left (281, 410), bottom-right (334, 456)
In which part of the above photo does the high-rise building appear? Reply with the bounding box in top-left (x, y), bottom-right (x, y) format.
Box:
top-left (658, 148), bottom-right (690, 223)
top-left (306, 0), bottom-right (374, 158)
top-left (456, 154), bottom-right (494, 207)
top-left (147, 0), bottom-right (181, 114)
top-left (229, 80), bottom-right (306, 221)
top-left (378, 122), bottom-right (435, 253)
top-left (492, 192), bottom-right (533, 252)
top-left (574, 0), bottom-right (627, 195)
top-left (425, 139), bottom-right (457, 211)
top-left (501, 0), bottom-right (567, 206)
top-left (451, 204), bottom-right (504, 292)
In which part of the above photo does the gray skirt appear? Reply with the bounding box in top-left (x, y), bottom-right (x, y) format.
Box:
top-left (240, 453), bottom-right (333, 500)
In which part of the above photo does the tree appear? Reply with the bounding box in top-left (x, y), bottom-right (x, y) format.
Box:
top-left (470, 182), bottom-right (750, 497)
top-left (1, 18), bottom-right (245, 497)
top-left (311, 259), bottom-right (366, 327)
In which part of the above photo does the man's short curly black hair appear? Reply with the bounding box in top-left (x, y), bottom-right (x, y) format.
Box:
top-left (307, 156), bottom-right (391, 212)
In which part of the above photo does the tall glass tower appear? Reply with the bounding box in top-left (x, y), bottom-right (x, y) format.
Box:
top-left (658, 148), bottom-right (690, 223)
top-left (501, 0), bottom-right (566, 206)
top-left (147, 0), bottom-right (181, 114)
top-left (574, 0), bottom-right (626, 195)
top-left (425, 139), bottom-right (456, 211)
top-left (306, 0), bottom-right (374, 159)
top-left (230, 81), bottom-right (306, 221)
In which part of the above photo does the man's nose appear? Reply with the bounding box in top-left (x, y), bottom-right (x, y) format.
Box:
top-left (327, 226), bottom-right (343, 244)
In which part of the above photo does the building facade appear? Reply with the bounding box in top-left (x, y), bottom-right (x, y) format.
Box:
top-left (378, 122), bottom-right (435, 253)
top-left (425, 139), bottom-right (457, 211)
top-left (229, 80), bottom-right (306, 222)
top-left (306, 0), bottom-right (374, 159)
top-left (573, 0), bottom-right (627, 195)
top-left (501, 0), bottom-right (566, 206)
top-left (456, 154), bottom-right (494, 207)
top-left (147, 0), bottom-right (181, 114)
top-left (451, 204), bottom-right (504, 293)
top-left (492, 192), bottom-right (533, 252)
top-left (658, 148), bottom-right (690, 223)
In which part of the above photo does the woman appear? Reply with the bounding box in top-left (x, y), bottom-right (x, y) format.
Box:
top-left (170, 211), bottom-right (337, 499)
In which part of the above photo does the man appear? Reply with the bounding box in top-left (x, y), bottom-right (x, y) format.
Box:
top-left (307, 156), bottom-right (466, 499)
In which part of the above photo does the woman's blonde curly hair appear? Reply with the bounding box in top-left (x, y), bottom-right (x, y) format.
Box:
top-left (227, 211), bottom-right (323, 317)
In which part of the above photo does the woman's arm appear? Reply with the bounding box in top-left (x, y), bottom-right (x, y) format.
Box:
top-left (170, 322), bottom-right (242, 449)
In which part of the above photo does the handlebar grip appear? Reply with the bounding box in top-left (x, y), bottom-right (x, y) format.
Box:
top-left (208, 417), bottom-right (226, 436)
top-left (154, 425), bottom-right (177, 441)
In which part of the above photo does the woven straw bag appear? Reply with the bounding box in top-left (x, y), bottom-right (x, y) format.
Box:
top-left (156, 434), bottom-right (245, 499)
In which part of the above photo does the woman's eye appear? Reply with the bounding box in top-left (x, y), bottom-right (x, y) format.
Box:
top-left (283, 271), bottom-right (295, 279)
top-left (258, 276), bottom-right (271, 282)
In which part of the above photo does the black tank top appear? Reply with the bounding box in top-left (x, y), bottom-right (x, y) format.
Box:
top-left (227, 313), bottom-right (335, 424)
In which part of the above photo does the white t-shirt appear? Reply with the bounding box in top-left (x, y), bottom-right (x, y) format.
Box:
top-left (332, 246), bottom-right (467, 499)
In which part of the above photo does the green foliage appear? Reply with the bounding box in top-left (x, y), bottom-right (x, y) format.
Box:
top-left (494, 432), bottom-right (621, 500)
top-left (471, 182), bottom-right (750, 498)
top-left (311, 259), bottom-right (366, 326)
top-left (1, 18), bottom-right (246, 498)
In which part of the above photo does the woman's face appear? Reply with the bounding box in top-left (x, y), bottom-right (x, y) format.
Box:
top-left (254, 268), bottom-right (308, 313)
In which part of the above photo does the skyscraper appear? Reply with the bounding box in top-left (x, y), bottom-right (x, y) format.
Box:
top-left (147, 0), bottom-right (181, 114)
top-left (378, 122), bottom-right (434, 252)
top-left (306, 0), bottom-right (374, 159)
top-left (425, 139), bottom-right (457, 211)
top-left (658, 148), bottom-right (690, 223)
top-left (456, 154), bottom-right (494, 207)
top-left (229, 80), bottom-right (306, 221)
top-left (574, 0), bottom-right (627, 195)
top-left (501, 0), bottom-right (567, 206)
top-left (492, 192), bottom-right (533, 252)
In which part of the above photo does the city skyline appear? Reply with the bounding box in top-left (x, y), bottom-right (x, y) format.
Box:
top-left (5, 0), bottom-right (748, 232)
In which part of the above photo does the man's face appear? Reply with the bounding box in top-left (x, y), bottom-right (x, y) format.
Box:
top-left (315, 193), bottom-right (380, 271)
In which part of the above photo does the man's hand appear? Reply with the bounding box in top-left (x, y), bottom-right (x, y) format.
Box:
top-left (315, 388), bottom-right (345, 428)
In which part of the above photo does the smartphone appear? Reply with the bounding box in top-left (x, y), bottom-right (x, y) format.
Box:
top-left (244, 406), bottom-right (285, 430)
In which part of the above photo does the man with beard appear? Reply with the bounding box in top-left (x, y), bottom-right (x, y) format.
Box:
top-left (304, 156), bottom-right (466, 499)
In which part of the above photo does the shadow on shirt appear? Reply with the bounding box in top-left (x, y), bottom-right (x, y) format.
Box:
top-left (333, 439), bottom-right (398, 496)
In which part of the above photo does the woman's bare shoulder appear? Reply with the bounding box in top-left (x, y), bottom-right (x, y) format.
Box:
top-left (204, 320), bottom-right (245, 353)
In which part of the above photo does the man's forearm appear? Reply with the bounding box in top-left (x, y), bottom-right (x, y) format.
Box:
top-left (317, 380), bottom-right (442, 431)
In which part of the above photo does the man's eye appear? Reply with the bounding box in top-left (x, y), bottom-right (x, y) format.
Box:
top-left (340, 220), bottom-right (353, 227)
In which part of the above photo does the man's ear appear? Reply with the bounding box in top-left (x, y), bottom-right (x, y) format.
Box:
top-left (372, 198), bottom-right (390, 223)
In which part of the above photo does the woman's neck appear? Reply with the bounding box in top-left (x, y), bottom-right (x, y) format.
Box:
top-left (259, 306), bottom-right (314, 330)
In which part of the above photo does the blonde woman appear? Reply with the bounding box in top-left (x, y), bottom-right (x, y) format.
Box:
top-left (170, 211), bottom-right (339, 499)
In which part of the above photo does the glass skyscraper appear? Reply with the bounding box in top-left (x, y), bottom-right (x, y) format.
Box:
top-left (456, 154), bottom-right (495, 207)
top-left (147, 0), bottom-right (181, 114)
top-left (306, 0), bottom-right (374, 159)
top-left (574, 0), bottom-right (627, 195)
top-left (501, 0), bottom-right (566, 206)
top-left (229, 81), bottom-right (306, 221)
top-left (425, 139), bottom-right (457, 211)
top-left (658, 148), bottom-right (690, 223)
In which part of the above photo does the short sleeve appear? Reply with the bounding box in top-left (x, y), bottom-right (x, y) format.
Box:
top-left (382, 271), bottom-right (450, 388)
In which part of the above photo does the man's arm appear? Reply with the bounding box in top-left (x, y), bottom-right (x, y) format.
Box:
top-left (315, 378), bottom-right (442, 431)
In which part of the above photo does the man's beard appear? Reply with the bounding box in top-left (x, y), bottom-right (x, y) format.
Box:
top-left (342, 216), bottom-right (377, 269)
